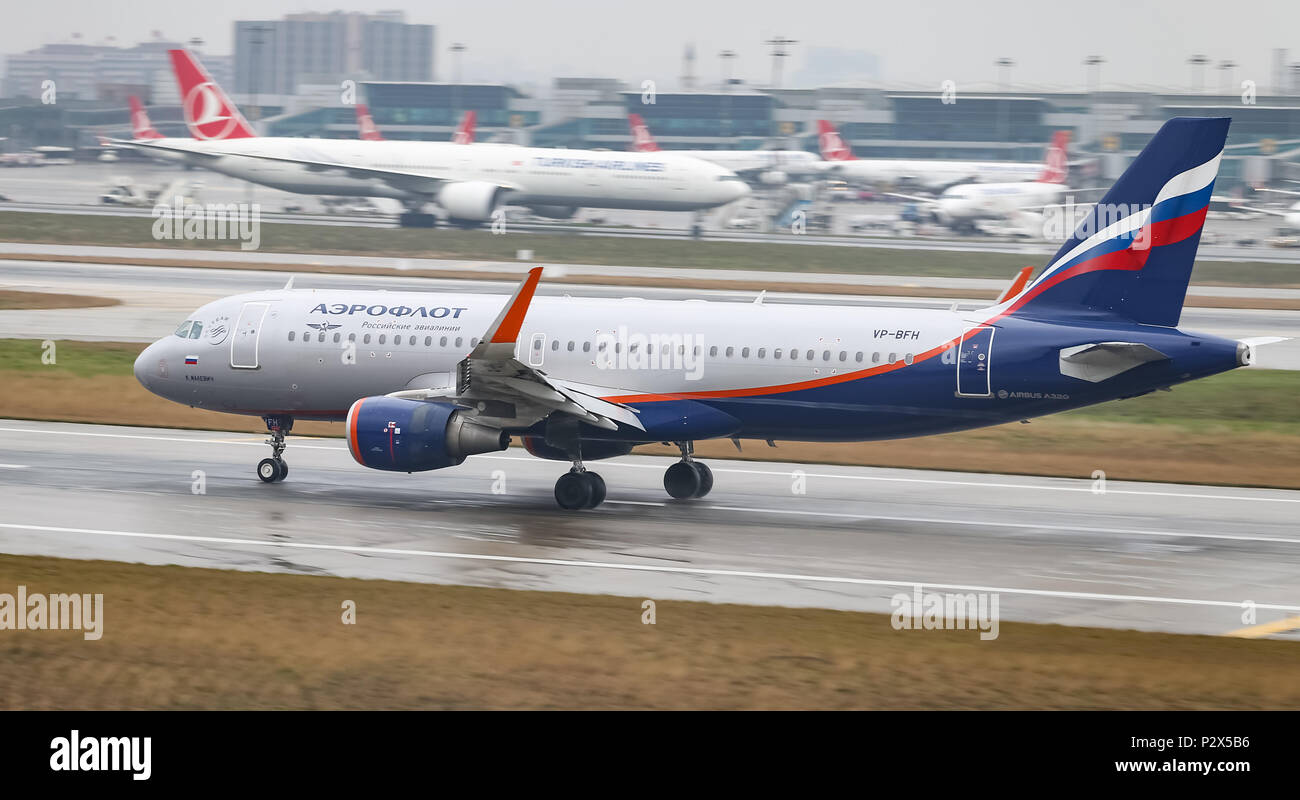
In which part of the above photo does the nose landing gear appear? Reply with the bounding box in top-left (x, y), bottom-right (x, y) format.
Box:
top-left (256, 415), bottom-right (292, 483)
top-left (664, 441), bottom-right (712, 500)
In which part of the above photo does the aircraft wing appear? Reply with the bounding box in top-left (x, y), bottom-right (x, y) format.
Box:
top-left (387, 267), bottom-right (644, 432)
top-left (1232, 204), bottom-right (1291, 218)
top-left (883, 191), bottom-right (937, 204)
top-left (1259, 188), bottom-right (1300, 199)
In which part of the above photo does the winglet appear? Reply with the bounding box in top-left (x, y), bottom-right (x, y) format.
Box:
top-left (996, 266), bottom-right (1034, 303)
top-left (471, 267), bottom-right (543, 360)
top-left (356, 104), bottom-right (383, 141)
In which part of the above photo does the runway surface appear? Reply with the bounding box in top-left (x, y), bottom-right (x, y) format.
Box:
top-left (0, 419), bottom-right (1297, 638)
top-left (4, 257), bottom-right (1300, 369)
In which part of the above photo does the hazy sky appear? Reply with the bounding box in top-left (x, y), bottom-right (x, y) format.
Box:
top-left (5, 0), bottom-right (1298, 92)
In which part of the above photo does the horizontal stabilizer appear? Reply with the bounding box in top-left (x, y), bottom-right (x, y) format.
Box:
top-left (1059, 342), bottom-right (1168, 383)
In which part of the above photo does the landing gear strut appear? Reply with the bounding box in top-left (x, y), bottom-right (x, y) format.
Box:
top-left (664, 441), bottom-right (712, 500)
top-left (257, 415), bottom-right (292, 483)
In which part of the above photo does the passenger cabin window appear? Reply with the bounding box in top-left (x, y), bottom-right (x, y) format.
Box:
top-left (288, 331), bottom-right (295, 341)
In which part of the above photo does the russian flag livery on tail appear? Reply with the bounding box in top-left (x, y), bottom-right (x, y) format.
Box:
top-left (1007, 117), bottom-right (1227, 327)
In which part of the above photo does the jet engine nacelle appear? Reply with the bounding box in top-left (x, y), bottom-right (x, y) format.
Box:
top-left (347, 396), bottom-right (508, 472)
top-left (526, 204), bottom-right (579, 219)
top-left (436, 181), bottom-right (504, 223)
top-left (758, 170), bottom-right (788, 185)
top-left (520, 436), bottom-right (635, 462)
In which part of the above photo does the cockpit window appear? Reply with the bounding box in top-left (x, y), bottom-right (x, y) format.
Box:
top-left (174, 321), bottom-right (193, 338)
top-left (189, 322), bottom-right (203, 339)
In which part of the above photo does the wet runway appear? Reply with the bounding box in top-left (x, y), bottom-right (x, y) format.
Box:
top-left (1, 419), bottom-right (1297, 638)
top-left (4, 257), bottom-right (1299, 369)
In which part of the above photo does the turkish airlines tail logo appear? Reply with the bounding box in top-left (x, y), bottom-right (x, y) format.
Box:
top-left (817, 120), bottom-right (854, 161)
top-left (127, 95), bottom-right (163, 140)
top-left (356, 104), bottom-right (383, 141)
top-left (628, 113), bottom-right (660, 152)
top-left (452, 110), bottom-right (476, 144)
top-left (168, 49), bottom-right (256, 140)
top-left (1038, 130), bottom-right (1070, 184)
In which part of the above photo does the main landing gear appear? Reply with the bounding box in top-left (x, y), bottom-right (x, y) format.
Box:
top-left (554, 463), bottom-right (606, 510)
top-left (663, 441), bottom-right (712, 500)
top-left (256, 415), bottom-right (292, 484)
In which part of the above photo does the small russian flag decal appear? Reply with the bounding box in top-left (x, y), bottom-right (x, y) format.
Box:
top-left (184, 356), bottom-right (198, 365)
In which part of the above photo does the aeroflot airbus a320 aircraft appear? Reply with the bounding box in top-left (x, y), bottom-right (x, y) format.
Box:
top-left (135, 117), bottom-right (1279, 509)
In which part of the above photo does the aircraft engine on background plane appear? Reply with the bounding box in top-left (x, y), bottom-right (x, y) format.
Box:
top-left (436, 181), bottom-right (505, 224)
top-left (758, 170), bottom-right (788, 185)
top-left (346, 397), bottom-right (508, 472)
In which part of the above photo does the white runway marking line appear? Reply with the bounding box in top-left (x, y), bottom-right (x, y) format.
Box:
top-left (1, 520), bottom-right (1297, 614)
top-left (2, 424), bottom-right (1296, 505)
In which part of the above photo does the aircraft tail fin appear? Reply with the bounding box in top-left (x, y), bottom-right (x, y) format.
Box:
top-left (817, 120), bottom-right (855, 161)
top-left (167, 49), bottom-right (256, 140)
top-left (1037, 130), bottom-right (1070, 184)
top-left (628, 113), bottom-right (659, 152)
top-left (452, 110), bottom-right (476, 144)
top-left (356, 104), bottom-right (383, 141)
top-left (1004, 117), bottom-right (1229, 328)
top-left (127, 95), bottom-right (163, 140)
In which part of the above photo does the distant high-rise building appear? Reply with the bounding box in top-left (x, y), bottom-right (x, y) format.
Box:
top-left (234, 11), bottom-right (434, 98)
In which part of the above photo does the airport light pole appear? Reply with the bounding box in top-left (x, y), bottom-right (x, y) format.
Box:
top-left (763, 36), bottom-right (797, 89)
top-left (719, 49), bottom-right (737, 90)
top-left (995, 58), bottom-right (1015, 144)
top-left (450, 43), bottom-right (466, 84)
top-left (1083, 55), bottom-right (1105, 94)
top-left (1188, 54), bottom-right (1210, 93)
top-left (1218, 60), bottom-right (1237, 94)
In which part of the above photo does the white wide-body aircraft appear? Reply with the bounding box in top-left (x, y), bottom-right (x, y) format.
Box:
top-left (119, 50), bottom-right (749, 226)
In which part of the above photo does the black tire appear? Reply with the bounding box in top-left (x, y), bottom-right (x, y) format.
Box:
top-left (664, 461), bottom-right (701, 499)
top-left (257, 458), bottom-right (282, 483)
top-left (584, 472), bottom-right (606, 508)
top-left (276, 458), bottom-right (288, 480)
top-left (555, 471), bottom-right (593, 510)
top-left (692, 462), bottom-right (713, 498)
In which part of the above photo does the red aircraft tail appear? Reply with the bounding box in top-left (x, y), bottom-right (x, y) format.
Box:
top-left (628, 113), bottom-right (660, 152)
top-left (168, 49), bottom-right (256, 140)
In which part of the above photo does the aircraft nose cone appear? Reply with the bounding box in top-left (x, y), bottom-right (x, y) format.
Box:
top-left (134, 341), bottom-right (162, 391)
top-left (728, 180), bottom-right (751, 202)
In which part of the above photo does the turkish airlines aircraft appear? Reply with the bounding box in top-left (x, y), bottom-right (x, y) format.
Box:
top-left (819, 120), bottom-right (1068, 190)
top-left (355, 106), bottom-right (475, 144)
top-left (120, 50), bottom-right (748, 226)
top-left (889, 132), bottom-right (1074, 233)
top-left (134, 117), bottom-right (1281, 509)
top-left (629, 113), bottom-right (823, 185)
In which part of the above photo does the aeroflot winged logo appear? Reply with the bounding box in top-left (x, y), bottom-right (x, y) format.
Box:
top-left (183, 82), bottom-right (242, 140)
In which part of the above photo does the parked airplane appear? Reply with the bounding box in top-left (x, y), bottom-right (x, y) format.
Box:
top-left (628, 113), bottom-right (823, 185)
top-left (1237, 187), bottom-right (1300, 232)
top-left (358, 105), bottom-right (476, 145)
top-left (355, 104), bottom-right (383, 141)
top-left (888, 132), bottom-right (1074, 233)
top-left (118, 50), bottom-right (748, 227)
top-left (134, 117), bottom-right (1280, 509)
top-left (819, 119), bottom-right (1068, 190)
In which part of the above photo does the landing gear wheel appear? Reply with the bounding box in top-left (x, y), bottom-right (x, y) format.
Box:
top-left (664, 461), bottom-right (702, 499)
top-left (583, 472), bottom-right (606, 508)
top-left (691, 462), bottom-right (713, 498)
top-left (276, 458), bottom-right (287, 480)
top-left (555, 471), bottom-right (594, 510)
top-left (257, 457), bottom-right (284, 483)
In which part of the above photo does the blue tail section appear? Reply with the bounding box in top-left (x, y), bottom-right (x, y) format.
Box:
top-left (1008, 117), bottom-right (1229, 327)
